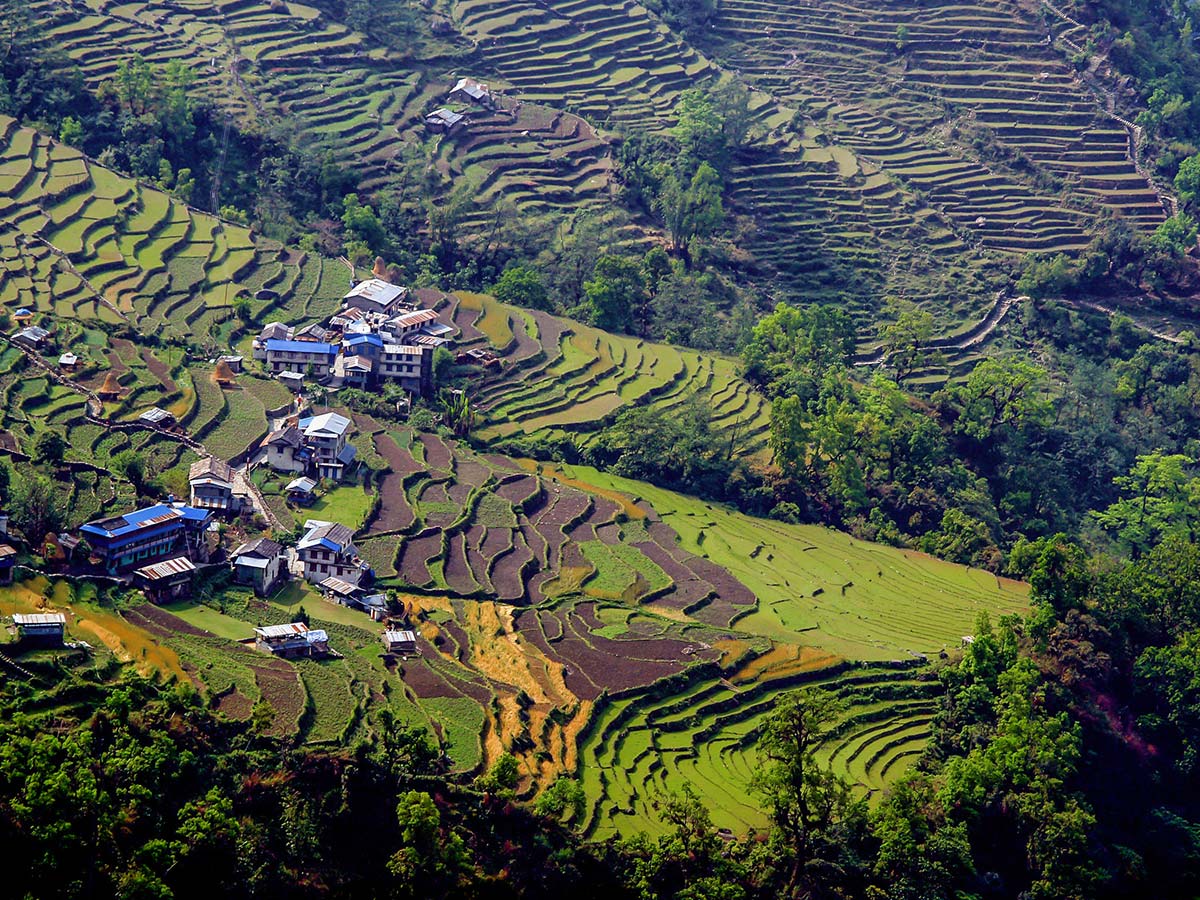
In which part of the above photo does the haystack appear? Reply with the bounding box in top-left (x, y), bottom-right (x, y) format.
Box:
top-left (372, 256), bottom-right (387, 278)
top-left (97, 370), bottom-right (122, 400)
top-left (213, 358), bottom-right (237, 386)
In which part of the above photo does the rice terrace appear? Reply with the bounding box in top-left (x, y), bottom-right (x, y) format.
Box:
top-left (6, 0), bottom-right (1200, 895)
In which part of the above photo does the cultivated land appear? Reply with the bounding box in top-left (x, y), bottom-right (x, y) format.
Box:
top-left (0, 6), bottom-right (1050, 837)
top-left (26, 0), bottom-right (1165, 344)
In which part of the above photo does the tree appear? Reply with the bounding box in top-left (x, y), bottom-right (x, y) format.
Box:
top-left (342, 193), bottom-right (387, 254)
top-left (671, 88), bottom-right (725, 165)
top-left (951, 357), bottom-right (1052, 440)
top-left (752, 688), bottom-right (854, 893)
top-left (32, 430), bottom-right (66, 466)
top-left (742, 302), bottom-right (856, 398)
top-left (656, 161), bottom-right (724, 254)
top-left (58, 115), bottom-right (83, 146)
top-left (1152, 211), bottom-right (1198, 257)
top-left (584, 254), bottom-right (644, 333)
top-left (1093, 452), bottom-right (1200, 556)
top-left (490, 264), bottom-right (550, 311)
top-left (111, 448), bottom-right (146, 492)
top-left (387, 791), bottom-right (472, 898)
top-left (111, 54), bottom-right (154, 115)
top-left (12, 473), bottom-right (62, 548)
top-left (1175, 151), bottom-right (1200, 210)
top-left (879, 300), bottom-right (940, 384)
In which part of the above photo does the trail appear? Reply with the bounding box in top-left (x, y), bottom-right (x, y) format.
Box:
top-left (1057, 296), bottom-right (1187, 344)
top-left (855, 293), bottom-right (1023, 367)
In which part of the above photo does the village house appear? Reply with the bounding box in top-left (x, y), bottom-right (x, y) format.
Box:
top-left (138, 407), bottom-right (176, 429)
top-left (382, 629), bottom-right (418, 654)
top-left (262, 425), bottom-right (306, 473)
top-left (58, 352), bottom-right (79, 371)
top-left (0, 543), bottom-right (16, 584)
top-left (338, 354), bottom-right (373, 389)
top-left (13, 325), bottom-right (51, 350)
top-left (301, 412), bottom-right (356, 481)
top-left (285, 475), bottom-right (317, 505)
top-left (253, 322), bottom-right (292, 360)
top-left (230, 537), bottom-right (285, 596)
top-left (382, 308), bottom-right (440, 343)
top-left (448, 77), bottom-right (495, 109)
top-left (342, 279), bottom-right (410, 317)
top-left (253, 622), bottom-right (329, 658)
top-left (189, 457), bottom-right (243, 514)
top-left (10, 612), bottom-right (66, 646)
top-left (220, 355), bottom-right (244, 373)
top-left (264, 339), bottom-right (337, 379)
top-left (133, 556), bottom-right (197, 603)
top-left (277, 371), bottom-right (305, 393)
top-left (425, 107), bottom-right (464, 133)
top-left (80, 503), bottom-right (213, 575)
top-left (297, 520), bottom-right (369, 585)
top-left (379, 343), bottom-right (433, 395)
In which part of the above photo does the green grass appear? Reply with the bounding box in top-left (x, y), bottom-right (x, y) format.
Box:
top-left (301, 484), bottom-right (376, 530)
top-left (161, 600), bottom-right (255, 640)
top-left (552, 464), bottom-right (1028, 660)
top-left (420, 695), bottom-right (485, 772)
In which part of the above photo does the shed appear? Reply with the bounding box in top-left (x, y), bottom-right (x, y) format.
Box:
top-left (0, 543), bottom-right (16, 583)
top-left (425, 107), bottom-right (465, 133)
top-left (285, 476), bottom-right (318, 505)
top-left (138, 407), bottom-right (176, 428)
top-left (448, 77), bottom-right (495, 108)
top-left (133, 556), bottom-right (197, 603)
top-left (11, 612), bottom-right (66, 645)
top-left (383, 629), bottom-right (418, 653)
top-left (13, 325), bottom-right (50, 348)
top-left (219, 355), bottom-right (244, 373)
top-left (277, 371), bottom-right (305, 392)
top-left (58, 352), bottom-right (79, 370)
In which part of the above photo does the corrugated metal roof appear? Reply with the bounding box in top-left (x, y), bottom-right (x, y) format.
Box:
top-left (254, 622), bottom-right (309, 639)
top-left (13, 613), bottom-right (66, 626)
top-left (344, 278), bottom-right (407, 306)
top-left (320, 576), bottom-right (360, 596)
top-left (285, 476), bottom-right (317, 493)
top-left (134, 556), bottom-right (197, 580)
top-left (305, 630), bottom-right (329, 644)
top-left (384, 630), bottom-right (417, 643)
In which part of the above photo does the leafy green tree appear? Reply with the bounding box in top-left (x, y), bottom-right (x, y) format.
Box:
top-left (111, 54), bottom-right (154, 115)
top-left (58, 115), bottom-right (83, 146)
top-left (342, 193), bottom-right (387, 254)
top-left (1152, 211), bottom-right (1198, 257)
top-left (490, 264), bottom-right (550, 310)
top-left (32, 430), bottom-right (66, 466)
top-left (536, 776), bottom-right (586, 822)
top-left (1093, 452), bottom-right (1200, 556)
top-left (1175, 151), bottom-right (1200, 209)
top-left (951, 357), bottom-right (1052, 440)
top-left (656, 161), bottom-right (724, 254)
top-left (918, 508), bottom-right (999, 569)
top-left (584, 254), bottom-right (644, 333)
top-left (111, 448), bottom-right (146, 492)
top-left (388, 791), bottom-right (472, 898)
top-left (879, 300), bottom-right (940, 384)
top-left (742, 302), bottom-right (856, 398)
top-left (752, 688), bottom-right (854, 893)
top-left (869, 775), bottom-right (975, 900)
top-left (671, 88), bottom-right (725, 165)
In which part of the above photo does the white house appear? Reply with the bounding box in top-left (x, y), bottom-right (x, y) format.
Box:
top-left (297, 519), bottom-right (369, 585)
top-left (261, 425), bottom-right (305, 474)
top-left (301, 412), bottom-right (356, 481)
top-left (342, 279), bottom-right (409, 317)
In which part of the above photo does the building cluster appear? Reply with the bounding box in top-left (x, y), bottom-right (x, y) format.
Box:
top-left (253, 278), bottom-right (451, 396)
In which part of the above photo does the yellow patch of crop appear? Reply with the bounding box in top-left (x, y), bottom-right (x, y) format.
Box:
top-left (731, 644), bottom-right (840, 684)
top-left (518, 459), bottom-right (646, 520)
top-left (454, 291), bottom-right (513, 348)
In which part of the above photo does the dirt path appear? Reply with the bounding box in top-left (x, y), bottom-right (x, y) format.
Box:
top-left (855, 292), bottom-right (1022, 367)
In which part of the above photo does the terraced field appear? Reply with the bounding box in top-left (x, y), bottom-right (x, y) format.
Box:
top-left (431, 290), bottom-right (773, 458)
top-left (709, 0), bottom-right (1165, 305)
top-left (29, 0), bottom-right (616, 229)
top-left (342, 414), bottom-right (1024, 829)
top-left (0, 115), bottom-right (344, 341)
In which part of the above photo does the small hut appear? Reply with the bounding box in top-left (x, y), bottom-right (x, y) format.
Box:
top-left (96, 371), bottom-right (123, 401)
top-left (213, 358), bottom-right (238, 387)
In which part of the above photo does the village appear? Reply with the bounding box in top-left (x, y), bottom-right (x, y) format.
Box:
top-left (1, 271), bottom-right (453, 661)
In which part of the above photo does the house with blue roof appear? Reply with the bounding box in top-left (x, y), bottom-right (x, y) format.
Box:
top-left (80, 503), bottom-right (213, 574)
top-left (297, 520), bottom-right (370, 585)
top-left (264, 339), bottom-right (337, 379)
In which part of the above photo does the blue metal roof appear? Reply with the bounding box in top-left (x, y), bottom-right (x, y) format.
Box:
top-left (264, 339), bottom-right (336, 355)
top-left (344, 333), bottom-right (383, 347)
top-left (81, 503), bottom-right (210, 540)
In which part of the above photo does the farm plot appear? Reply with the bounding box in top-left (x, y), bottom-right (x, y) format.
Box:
top-left (0, 117), bottom-right (343, 341)
top-left (454, 292), bottom-right (773, 461)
